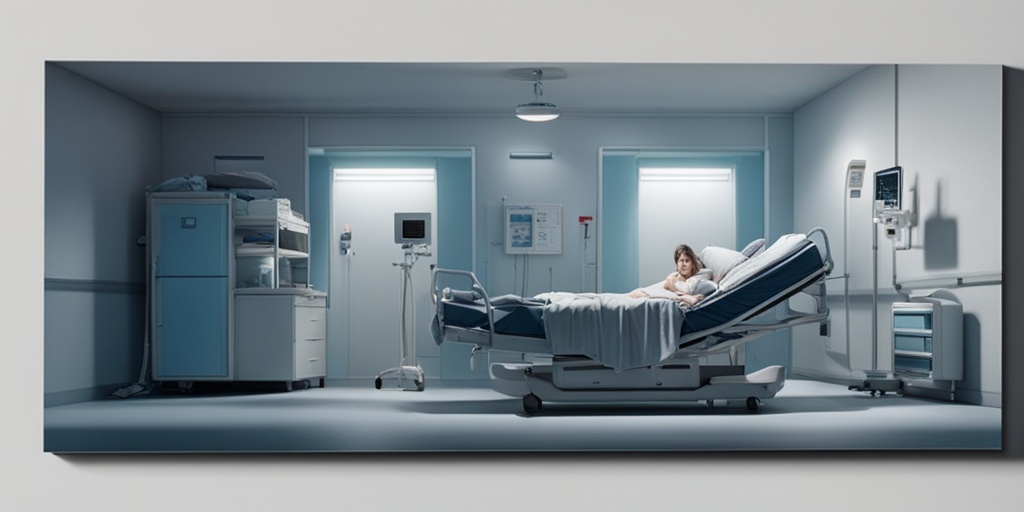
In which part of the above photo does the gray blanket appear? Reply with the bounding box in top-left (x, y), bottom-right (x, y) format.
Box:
top-left (537, 292), bottom-right (685, 373)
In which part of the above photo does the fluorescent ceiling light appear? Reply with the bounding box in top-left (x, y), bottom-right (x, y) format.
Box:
top-left (639, 167), bottom-right (733, 182)
top-left (515, 103), bottom-right (560, 122)
top-left (334, 168), bottom-right (436, 182)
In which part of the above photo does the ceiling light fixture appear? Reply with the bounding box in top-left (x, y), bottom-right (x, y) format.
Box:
top-left (509, 151), bottom-right (553, 159)
top-left (334, 168), bottom-right (436, 182)
top-left (639, 167), bottom-right (733, 182)
top-left (515, 69), bottom-right (560, 122)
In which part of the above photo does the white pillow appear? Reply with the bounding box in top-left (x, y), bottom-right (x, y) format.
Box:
top-left (675, 275), bottom-right (718, 296)
top-left (718, 234), bottom-right (810, 292)
top-left (692, 268), bottom-right (713, 281)
top-left (741, 238), bottom-right (766, 257)
top-left (699, 246), bottom-right (748, 282)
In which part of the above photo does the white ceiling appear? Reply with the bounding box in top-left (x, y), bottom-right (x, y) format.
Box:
top-left (54, 61), bottom-right (869, 116)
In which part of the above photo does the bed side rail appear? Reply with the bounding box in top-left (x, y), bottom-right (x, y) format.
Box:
top-left (431, 267), bottom-right (496, 345)
top-left (805, 226), bottom-right (834, 275)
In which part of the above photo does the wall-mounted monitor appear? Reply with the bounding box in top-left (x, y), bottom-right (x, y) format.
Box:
top-left (394, 212), bottom-right (431, 245)
top-left (874, 166), bottom-right (903, 211)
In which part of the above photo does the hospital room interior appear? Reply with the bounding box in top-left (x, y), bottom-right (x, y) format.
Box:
top-left (43, 61), bottom-right (1021, 453)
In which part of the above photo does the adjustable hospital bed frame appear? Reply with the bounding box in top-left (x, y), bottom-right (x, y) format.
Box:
top-left (431, 228), bottom-right (834, 414)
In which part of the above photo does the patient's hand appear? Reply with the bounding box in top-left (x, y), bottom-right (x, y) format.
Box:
top-left (676, 293), bottom-right (704, 306)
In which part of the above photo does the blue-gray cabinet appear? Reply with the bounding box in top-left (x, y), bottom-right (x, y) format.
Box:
top-left (149, 192), bottom-right (236, 381)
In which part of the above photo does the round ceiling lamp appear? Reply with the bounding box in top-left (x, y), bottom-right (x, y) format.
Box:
top-left (508, 68), bottom-right (566, 122)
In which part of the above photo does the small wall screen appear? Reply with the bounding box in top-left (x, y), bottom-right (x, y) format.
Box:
top-left (394, 212), bottom-right (431, 245)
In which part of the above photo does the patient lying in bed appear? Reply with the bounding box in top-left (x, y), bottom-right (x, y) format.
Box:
top-left (629, 271), bottom-right (716, 305)
top-left (627, 243), bottom-right (716, 306)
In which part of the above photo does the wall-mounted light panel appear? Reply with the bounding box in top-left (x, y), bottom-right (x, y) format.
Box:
top-left (509, 151), bottom-right (553, 160)
top-left (638, 167), bottom-right (733, 182)
top-left (334, 168), bottom-right (436, 182)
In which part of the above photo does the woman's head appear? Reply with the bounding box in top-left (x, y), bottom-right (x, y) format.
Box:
top-left (673, 244), bottom-right (702, 278)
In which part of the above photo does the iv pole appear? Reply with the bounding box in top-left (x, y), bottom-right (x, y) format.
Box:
top-left (375, 242), bottom-right (430, 391)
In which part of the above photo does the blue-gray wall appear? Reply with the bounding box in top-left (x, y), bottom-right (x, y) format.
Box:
top-left (600, 154), bottom-right (640, 293)
top-left (307, 155), bottom-right (333, 293)
top-left (44, 64), bottom-right (162, 405)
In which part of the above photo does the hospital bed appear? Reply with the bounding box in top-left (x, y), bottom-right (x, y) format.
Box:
top-left (430, 228), bottom-right (834, 413)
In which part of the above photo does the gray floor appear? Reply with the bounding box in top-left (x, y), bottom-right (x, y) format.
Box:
top-left (44, 378), bottom-right (1002, 453)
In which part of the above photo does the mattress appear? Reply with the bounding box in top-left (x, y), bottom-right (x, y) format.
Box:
top-left (680, 237), bottom-right (824, 342)
top-left (439, 294), bottom-right (547, 337)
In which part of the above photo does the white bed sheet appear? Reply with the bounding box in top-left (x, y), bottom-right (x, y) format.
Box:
top-left (536, 292), bottom-right (685, 373)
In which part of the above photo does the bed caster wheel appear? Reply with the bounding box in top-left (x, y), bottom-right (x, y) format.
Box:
top-left (374, 377), bottom-right (382, 389)
top-left (523, 393), bottom-right (542, 414)
top-left (746, 397), bottom-right (760, 412)
top-left (415, 379), bottom-right (425, 392)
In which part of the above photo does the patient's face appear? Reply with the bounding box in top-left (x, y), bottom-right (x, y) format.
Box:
top-left (676, 255), bottom-right (696, 277)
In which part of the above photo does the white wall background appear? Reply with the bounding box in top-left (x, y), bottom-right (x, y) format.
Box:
top-left (793, 65), bottom-right (898, 377)
top-left (895, 65), bottom-right (1003, 403)
top-left (638, 176), bottom-right (736, 285)
top-left (792, 64), bottom-right (1003, 406)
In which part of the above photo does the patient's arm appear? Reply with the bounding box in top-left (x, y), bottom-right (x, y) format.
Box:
top-left (676, 293), bottom-right (705, 306)
top-left (662, 272), bottom-right (681, 292)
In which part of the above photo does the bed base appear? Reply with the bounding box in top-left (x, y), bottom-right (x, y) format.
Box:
top-left (490, 358), bottom-right (785, 413)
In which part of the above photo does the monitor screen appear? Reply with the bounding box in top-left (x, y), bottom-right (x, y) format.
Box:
top-left (874, 166), bottom-right (902, 210)
top-left (394, 212), bottom-right (431, 245)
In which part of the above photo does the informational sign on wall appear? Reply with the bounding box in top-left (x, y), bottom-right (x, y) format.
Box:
top-left (504, 204), bottom-right (562, 255)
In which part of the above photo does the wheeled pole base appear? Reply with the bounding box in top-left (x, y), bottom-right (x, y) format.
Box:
top-left (848, 371), bottom-right (903, 397)
top-left (375, 365), bottom-right (425, 391)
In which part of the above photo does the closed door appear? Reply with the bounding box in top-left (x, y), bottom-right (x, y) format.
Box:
top-left (330, 173), bottom-right (437, 378)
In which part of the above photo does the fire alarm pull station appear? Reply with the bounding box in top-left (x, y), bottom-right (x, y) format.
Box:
top-left (579, 216), bottom-right (593, 239)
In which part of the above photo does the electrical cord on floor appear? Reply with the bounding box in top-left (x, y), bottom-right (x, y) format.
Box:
top-left (111, 259), bottom-right (155, 399)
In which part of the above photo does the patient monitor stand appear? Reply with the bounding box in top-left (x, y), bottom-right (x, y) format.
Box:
top-left (375, 243), bottom-right (431, 391)
top-left (850, 197), bottom-right (915, 397)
